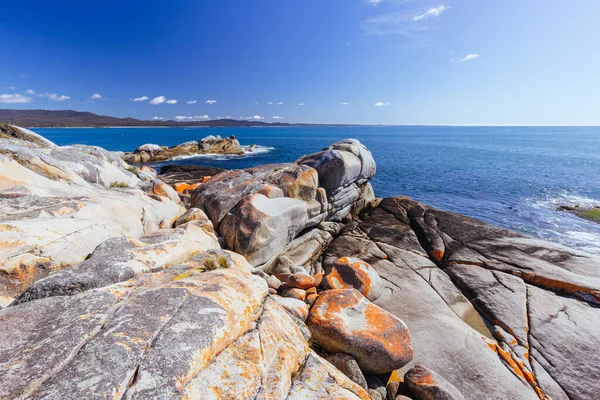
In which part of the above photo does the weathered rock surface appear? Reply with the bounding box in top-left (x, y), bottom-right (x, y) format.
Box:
top-left (157, 164), bottom-right (226, 185)
top-left (0, 241), bottom-right (368, 400)
top-left (404, 365), bottom-right (465, 400)
top-left (0, 129), bottom-right (184, 299)
top-left (220, 193), bottom-right (308, 265)
top-left (321, 352), bottom-right (369, 390)
top-left (325, 196), bottom-right (600, 399)
top-left (121, 135), bottom-right (243, 163)
top-left (193, 139), bottom-right (376, 267)
top-left (321, 256), bottom-right (383, 301)
top-left (308, 289), bottom-right (413, 374)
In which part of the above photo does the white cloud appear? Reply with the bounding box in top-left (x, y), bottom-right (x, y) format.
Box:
top-left (133, 96), bottom-right (149, 102)
top-left (186, 100), bottom-right (197, 104)
top-left (175, 115), bottom-right (210, 121)
top-left (20, 73), bottom-right (30, 78)
top-left (152, 116), bottom-right (164, 120)
top-left (366, 0), bottom-right (384, 5)
top-left (8, 86), bottom-right (15, 91)
top-left (413, 5), bottom-right (450, 21)
top-left (40, 93), bottom-right (71, 101)
top-left (0, 94), bottom-right (32, 104)
top-left (149, 96), bottom-right (166, 105)
top-left (206, 99), bottom-right (217, 104)
top-left (149, 96), bottom-right (177, 105)
top-left (217, 116), bottom-right (232, 119)
top-left (277, 101), bottom-right (284, 105)
top-left (243, 115), bottom-right (264, 120)
top-left (26, 89), bottom-right (35, 95)
top-left (363, 4), bottom-right (449, 36)
top-left (91, 93), bottom-right (103, 99)
top-left (341, 102), bottom-right (349, 105)
top-left (458, 53), bottom-right (480, 63)
top-left (268, 101), bottom-right (273, 105)
top-left (272, 116), bottom-right (284, 119)
top-left (374, 101), bottom-right (390, 106)
top-left (298, 103), bottom-right (304, 106)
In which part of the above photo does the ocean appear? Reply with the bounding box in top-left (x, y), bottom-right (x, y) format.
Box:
top-left (35, 125), bottom-right (600, 255)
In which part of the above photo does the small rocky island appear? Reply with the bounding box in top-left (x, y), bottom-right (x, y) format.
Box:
top-left (1, 124), bottom-right (599, 400)
top-left (121, 134), bottom-right (244, 163)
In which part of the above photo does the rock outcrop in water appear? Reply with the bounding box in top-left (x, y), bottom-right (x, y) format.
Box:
top-left (1, 125), bottom-right (599, 400)
top-left (121, 134), bottom-right (243, 164)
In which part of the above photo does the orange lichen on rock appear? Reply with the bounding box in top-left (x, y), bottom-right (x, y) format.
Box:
top-left (429, 249), bottom-right (444, 263)
top-left (287, 273), bottom-right (315, 290)
top-left (488, 341), bottom-right (545, 399)
top-left (321, 257), bottom-right (383, 301)
top-left (172, 182), bottom-right (201, 194)
top-left (307, 289), bottom-right (412, 374)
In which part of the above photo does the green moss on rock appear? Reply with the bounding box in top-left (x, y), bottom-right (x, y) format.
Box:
top-left (576, 208), bottom-right (600, 224)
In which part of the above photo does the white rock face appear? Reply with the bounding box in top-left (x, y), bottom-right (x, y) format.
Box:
top-left (0, 128), bottom-right (185, 299)
top-left (135, 143), bottom-right (162, 154)
top-left (220, 194), bottom-right (308, 266)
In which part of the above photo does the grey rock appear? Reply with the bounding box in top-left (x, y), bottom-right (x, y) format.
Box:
top-left (405, 365), bottom-right (465, 400)
top-left (322, 352), bottom-right (368, 390)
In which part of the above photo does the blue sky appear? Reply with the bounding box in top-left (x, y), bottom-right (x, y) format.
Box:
top-left (1, 0), bottom-right (599, 125)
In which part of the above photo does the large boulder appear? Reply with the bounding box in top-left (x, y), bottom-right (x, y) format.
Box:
top-left (220, 194), bottom-right (308, 265)
top-left (297, 138), bottom-right (376, 195)
top-left (307, 289), bottom-right (413, 374)
top-left (192, 139), bottom-right (376, 267)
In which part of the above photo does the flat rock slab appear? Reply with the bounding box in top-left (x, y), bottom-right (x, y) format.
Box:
top-left (328, 196), bottom-right (600, 400)
top-left (157, 164), bottom-right (226, 185)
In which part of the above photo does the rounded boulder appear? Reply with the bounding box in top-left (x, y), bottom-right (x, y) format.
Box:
top-left (307, 289), bottom-right (413, 374)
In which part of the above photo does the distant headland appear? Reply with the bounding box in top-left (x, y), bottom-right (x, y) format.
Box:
top-left (0, 109), bottom-right (329, 128)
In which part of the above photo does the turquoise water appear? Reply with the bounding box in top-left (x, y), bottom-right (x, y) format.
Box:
top-left (35, 126), bottom-right (600, 255)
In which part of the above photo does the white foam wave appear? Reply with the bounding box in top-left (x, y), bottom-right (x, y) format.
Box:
top-left (528, 191), bottom-right (600, 211)
top-left (171, 144), bottom-right (274, 161)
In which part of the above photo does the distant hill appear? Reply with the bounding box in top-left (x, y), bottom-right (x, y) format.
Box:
top-left (0, 109), bottom-right (304, 128)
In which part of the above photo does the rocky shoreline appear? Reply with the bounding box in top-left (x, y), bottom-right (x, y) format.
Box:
top-left (121, 135), bottom-right (245, 164)
top-left (557, 204), bottom-right (600, 224)
top-left (1, 125), bottom-right (598, 399)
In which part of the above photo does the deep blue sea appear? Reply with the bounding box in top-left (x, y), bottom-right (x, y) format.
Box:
top-left (35, 126), bottom-right (600, 255)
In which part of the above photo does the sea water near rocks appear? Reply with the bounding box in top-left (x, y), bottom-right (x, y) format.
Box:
top-left (36, 125), bottom-right (600, 255)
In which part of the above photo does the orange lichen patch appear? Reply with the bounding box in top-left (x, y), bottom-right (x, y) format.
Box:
top-left (313, 273), bottom-right (324, 287)
top-left (281, 288), bottom-right (307, 301)
top-left (323, 257), bottom-right (374, 298)
top-left (488, 342), bottom-right (545, 399)
top-left (0, 240), bottom-right (24, 250)
top-left (306, 286), bottom-right (317, 295)
top-left (388, 369), bottom-right (404, 383)
top-left (0, 224), bottom-right (16, 232)
top-left (305, 293), bottom-right (319, 306)
top-left (173, 269), bottom-right (204, 281)
top-left (54, 206), bottom-right (77, 216)
top-left (140, 166), bottom-right (156, 174)
top-left (428, 249), bottom-right (444, 263)
top-left (308, 289), bottom-right (412, 374)
top-left (287, 273), bottom-right (315, 290)
top-left (522, 273), bottom-right (600, 304)
top-left (200, 176), bottom-right (211, 183)
top-left (172, 182), bottom-right (201, 194)
top-left (406, 370), bottom-right (437, 386)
